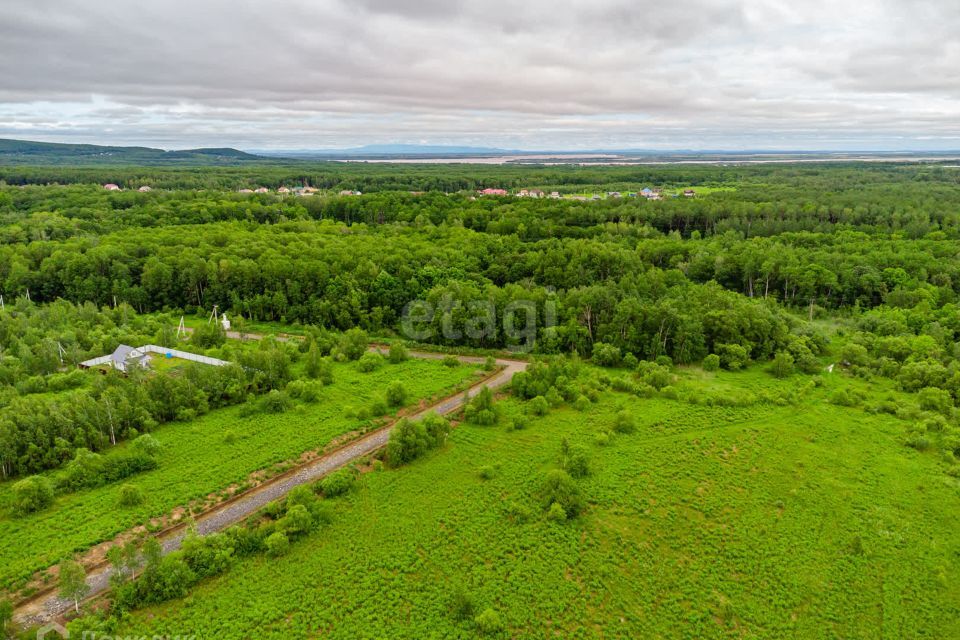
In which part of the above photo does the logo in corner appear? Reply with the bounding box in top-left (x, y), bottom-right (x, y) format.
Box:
top-left (37, 621), bottom-right (69, 639)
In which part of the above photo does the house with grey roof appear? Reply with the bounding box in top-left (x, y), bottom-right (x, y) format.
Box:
top-left (109, 345), bottom-right (152, 373)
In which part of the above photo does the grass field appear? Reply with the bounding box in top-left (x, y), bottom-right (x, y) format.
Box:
top-left (117, 366), bottom-right (960, 639)
top-left (0, 358), bottom-right (479, 591)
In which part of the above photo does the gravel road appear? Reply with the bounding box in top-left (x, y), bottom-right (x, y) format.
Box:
top-left (13, 347), bottom-right (526, 626)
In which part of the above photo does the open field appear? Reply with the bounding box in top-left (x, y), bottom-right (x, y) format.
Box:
top-left (115, 366), bottom-right (960, 639)
top-left (0, 357), bottom-right (479, 592)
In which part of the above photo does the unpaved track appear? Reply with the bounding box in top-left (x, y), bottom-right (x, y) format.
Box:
top-left (13, 346), bottom-right (526, 626)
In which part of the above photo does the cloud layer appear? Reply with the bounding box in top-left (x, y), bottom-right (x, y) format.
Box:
top-left (1, 0), bottom-right (959, 150)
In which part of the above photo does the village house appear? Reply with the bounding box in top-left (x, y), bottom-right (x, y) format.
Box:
top-left (550, 191), bottom-right (561, 199)
top-left (137, 185), bottom-right (152, 192)
top-left (103, 183), bottom-right (121, 191)
top-left (277, 187), bottom-right (291, 194)
top-left (683, 189), bottom-right (696, 197)
top-left (238, 188), bottom-right (254, 194)
top-left (479, 188), bottom-right (508, 196)
top-left (253, 187), bottom-right (270, 194)
top-left (109, 345), bottom-right (152, 373)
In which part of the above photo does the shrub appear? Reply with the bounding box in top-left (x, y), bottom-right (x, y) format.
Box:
top-left (265, 531), bottom-right (290, 557)
top-left (561, 443), bottom-right (591, 478)
top-left (594, 431), bottom-right (611, 446)
top-left (356, 352), bottom-right (383, 373)
top-left (442, 354), bottom-right (460, 368)
top-left (11, 475), bottom-right (55, 516)
top-left (320, 469), bottom-right (356, 497)
top-left (546, 501), bottom-right (567, 522)
top-left (655, 355), bottom-right (673, 368)
top-left (510, 414), bottom-right (529, 431)
top-left (622, 353), bottom-right (639, 369)
top-left (540, 469), bottom-right (585, 516)
top-left (131, 434), bottom-right (162, 458)
top-left (474, 608), bottom-right (504, 634)
top-left (702, 354), bottom-right (721, 371)
top-left (613, 410), bottom-right (636, 434)
top-left (716, 343), bottom-right (750, 370)
top-left (573, 395), bottom-right (591, 411)
top-left (528, 395), bottom-right (550, 416)
top-left (591, 342), bottom-right (621, 367)
top-left (383, 380), bottom-right (408, 407)
top-left (386, 415), bottom-right (449, 466)
top-left (280, 504), bottom-right (314, 537)
top-left (259, 390), bottom-right (293, 413)
top-left (545, 386), bottom-right (564, 407)
top-left (118, 484), bottom-right (145, 507)
top-left (369, 398), bottom-right (388, 417)
top-left (503, 500), bottom-right (532, 523)
top-left (483, 356), bottom-right (497, 371)
top-left (465, 386), bottom-right (499, 425)
top-left (918, 387), bottom-right (953, 415)
top-left (769, 351), bottom-right (795, 378)
top-left (287, 380), bottom-right (323, 403)
top-left (477, 466), bottom-right (495, 480)
top-left (451, 586), bottom-right (476, 621)
top-left (338, 328), bottom-right (369, 361)
top-left (388, 342), bottom-right (409, 364)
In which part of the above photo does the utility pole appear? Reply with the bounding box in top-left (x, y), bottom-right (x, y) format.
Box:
top-left (177, 316), bottom-right (187, 339)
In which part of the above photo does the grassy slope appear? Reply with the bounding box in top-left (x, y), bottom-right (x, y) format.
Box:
top-left (0, 358), bottom-right (478, 589)
top-left (121, 368), bottom-right (960, 639)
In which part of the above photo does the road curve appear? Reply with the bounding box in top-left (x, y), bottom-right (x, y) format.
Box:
top-left (14, 347), bottom-right (527, 626)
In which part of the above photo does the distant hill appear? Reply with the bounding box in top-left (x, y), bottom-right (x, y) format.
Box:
top-left (258, 144), bottom-right (513, 158)
top-left (0, 139), bottom-right (264, 165)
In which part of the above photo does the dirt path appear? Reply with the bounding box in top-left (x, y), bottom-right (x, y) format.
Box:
top-left (13, 346), bottom-right (527, 627)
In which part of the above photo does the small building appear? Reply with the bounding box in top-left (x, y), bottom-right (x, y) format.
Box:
top-left (110, 345), bottom-right (152, 373)
top-left (103, 183), bottom-right (121, 191)
top-left (238, 188), bottom-right (254, 194)
top-left (607, 191), bottom-right (622, 198)
top-left (549, 191), bottom-right (561, 199)
top-left (254, 187), bottom-right (270, 194)
top-left (138, 186), bottom-right (152, 192)
top-left (683, 189), bottom-right (696, 197)
top-left (528, 189), bottom-right (545, 198)
top-left (277, 187), bottom-right (291, 194)
top-left (479, 188), bottom-right (508, 196)
top-left (339, 190), bottom-right (362, 196)
top-left (518, 189), bottom-right (529, 197)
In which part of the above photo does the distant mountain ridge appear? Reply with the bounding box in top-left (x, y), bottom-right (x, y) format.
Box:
top-left (0, 138), bottom-right (263, 165)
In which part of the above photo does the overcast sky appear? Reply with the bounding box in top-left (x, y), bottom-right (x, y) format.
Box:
top-left (1, 0), bottom-right (958, 151)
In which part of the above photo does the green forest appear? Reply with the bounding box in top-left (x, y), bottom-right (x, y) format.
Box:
top-left (1, 161), bottom-right (959, 639)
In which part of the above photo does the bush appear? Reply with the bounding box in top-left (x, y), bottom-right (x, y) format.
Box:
top-left (386, 415), bottom-right (449, 466)
top-left (474, 608), bottom-right (504, 634)
top-left (573, 395), bottom-right (591, 411)
top-left (451, 587), bottom-right (476, 621)
top-left (716, 343), bottom-right (750, 370)
top-left (442, 354), bottom-right (460, 368)
top-left (265, 531), bottom-right (290, 557)
top-left (594, 431), bottom-right (611, 446)
top-left (369, 398), bottom-right (388, 417)
top-left (385, 381), bottom-right (408, 407)
top-left (546, 501), bottom-right (567, 522)
top-left (702, 354), bottom-right (721, 371)
top-left (769, 351), bottom-right (795, 378)
top-left (483, 356), bottom-right (497, 371)
top-left (540, 469), bottom-right (585, 517)
top-left (287, 380), bottom-right (323, 403)
top-left (613, 410), bottom-right (636, 434)
top-left (510, 414), bottom-right (529, 431)
top-left (384, 342), bottom-right (407, 364)
top-left (280, 504), bottom-right (314, 537)
top-left (918, 387), bottom-right (954, 415)
top-left (528, 395), bottom-right (550, 416)
top-left (118, 484), bottom-right (145, 507)
top-left (591, 342), bottom-right (621, 367)
top-left (259, 389), bottom-right (293, 413)
top-left (622, 353), bottom-right (639, 369)
top-left (11, 475), bottom-right (54, 516)
top-left (655, 355), bottom-right (673, 368)
top-left (338, 328), bottom-right (369, 361)
top-left (320, 469), bottom-right (356, 497)
top-left (356, 352), bottom-right (383, 373)
top-left (561, 442), bottom-right (591, 478)
top-left (131, 434), bottom-right (162, 458)
top-left (465, 386), bottom-right (499, 425)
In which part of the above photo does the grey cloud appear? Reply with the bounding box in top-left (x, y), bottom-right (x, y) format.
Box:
top-left (0, 0), bottom-right (958, 149)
